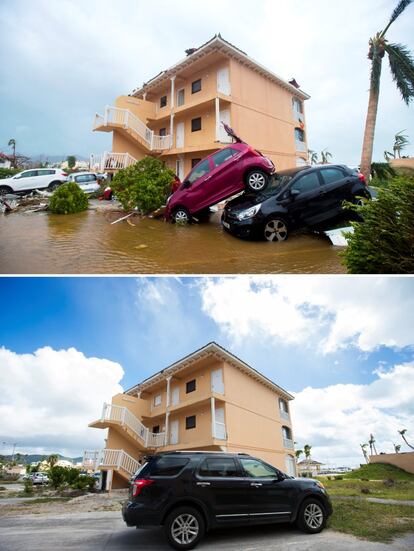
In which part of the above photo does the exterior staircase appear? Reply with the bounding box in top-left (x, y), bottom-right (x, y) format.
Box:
top-left (93, 106), bottom-right (172, 153)
top-left (83, 449), bottom-right (140, 480)
top-left (89, 151), bottom-right (137, 172)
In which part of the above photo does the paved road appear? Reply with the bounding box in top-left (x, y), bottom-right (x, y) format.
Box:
top-left (1, 512), bottom-right (413, 550)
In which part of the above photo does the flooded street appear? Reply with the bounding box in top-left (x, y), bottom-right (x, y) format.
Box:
top-left (0, 209), bottom-right (345, 274)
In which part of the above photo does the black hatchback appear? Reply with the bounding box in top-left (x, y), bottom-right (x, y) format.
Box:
top-left (222, 164), bottom-right (371, 242)
top-left (122, 451), bottom-right (332, 550)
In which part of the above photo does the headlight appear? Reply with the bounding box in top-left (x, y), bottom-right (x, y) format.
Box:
top-left (315, 480), bottom-right (325, 490)
top-left (236, 204), bottom-right (261, 221)
top-left (166, 195), bottom-right (172, 204)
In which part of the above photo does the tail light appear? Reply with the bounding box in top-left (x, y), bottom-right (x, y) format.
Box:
top-left (132, 478), bottom-right (154, 497)
top-left (62, 172), bottom-right (68, 177)
top-left (358, 173), bottom-right (366, 185)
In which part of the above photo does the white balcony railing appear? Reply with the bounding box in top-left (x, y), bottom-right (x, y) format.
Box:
top-left (280, 409), bottom-right (290, 421)
top-left (83, 449), bottom-right (140, 477)
top-left (295, 140), bottom-right (307, 152)
top-left (93, 106), bottom-right (171, 151)
top-left (283, 438), bottom-right (294, 449)
top-left (90, 151), bottom-right (137, 172)
top-left (99, 402), bottom-right (165, 448)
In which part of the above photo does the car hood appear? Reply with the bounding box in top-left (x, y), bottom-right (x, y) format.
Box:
top-left (225, 191), bottom-right (271, 211)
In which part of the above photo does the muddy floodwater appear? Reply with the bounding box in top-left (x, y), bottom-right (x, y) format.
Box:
top-left (0, 209), bottom-right (345, 274)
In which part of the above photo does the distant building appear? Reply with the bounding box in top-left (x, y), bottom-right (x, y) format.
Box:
top-left (297, 459), bottom-right (324, 476)
top-left (0, 153), bottom-right (13, 169)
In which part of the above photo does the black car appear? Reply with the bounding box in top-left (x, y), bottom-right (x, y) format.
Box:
top-left (222, 164), bottom-right (371, 241)
top-left (122, 451), bottom-right (332, 550)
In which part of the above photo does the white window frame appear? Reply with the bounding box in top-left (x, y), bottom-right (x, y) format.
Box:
top-left (153, 394), bottom-right (162, 407)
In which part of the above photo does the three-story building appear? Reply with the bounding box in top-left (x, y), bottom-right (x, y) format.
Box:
top-left (91, 34), bottom-right (310, 179)
top-left (85, 342), bottom-right (296, 490)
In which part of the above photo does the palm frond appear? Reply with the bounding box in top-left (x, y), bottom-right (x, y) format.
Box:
top-left (383, 0), bottom-right (413, 35)
top-left (386, 43), bottom-right (414, 104)
top-left (370, 51), bottom-right (383, 91)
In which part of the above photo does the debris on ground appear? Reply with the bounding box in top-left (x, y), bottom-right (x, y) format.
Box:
top-left (0, 191), bottom-right (51, 214)
top-left (134, 244), bottom-right (148, 250)
top-left (324, 227), bottom-right (354, 246)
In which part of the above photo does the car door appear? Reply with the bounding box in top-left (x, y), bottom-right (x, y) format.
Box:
top-left (283, 170), bottom-right (324, 228)
top-left (239, 457), bottom-right (295, 522)
top-left (35, 169), bottom-right (52, 189)
top-left (318, 167), bottom-right (351, 221)
top-left (12, 169), bottom-right (38, 191)
top-left (206, 148), bottom-right (243, 203)
top-left (193, 456), bottom-right (250, 524)
top-left (183, 158), bottom-right (214, 212)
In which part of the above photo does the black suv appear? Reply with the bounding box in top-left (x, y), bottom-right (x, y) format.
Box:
top-left (222, 164), bottom-right (371, 241)
top-left (122, 451), bottom-right (332, 550)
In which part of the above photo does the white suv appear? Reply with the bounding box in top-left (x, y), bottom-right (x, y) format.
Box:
top-left (0, 168), bottom-right (68, 194)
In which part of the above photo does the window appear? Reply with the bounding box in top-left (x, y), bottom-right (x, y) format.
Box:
top-left (19, 170), bottom-right (37, 178)
top-left (240, 458), bottom-right (280, 478)
top-left (152, 425), bottom-right (160, 434)
top-left (191, 117), bottom-right (202, 132)
top-left (185, 415), bottom-right (196, 429)
top-left (290, 171), bottom-right (320, 194)
top-left (153, 394), bottom-right (162, 406)
top-left (198, 457), bottom-right (240, 477)
top-left (292, 98), bottom-right (303, 113)
top-left (279, 398), bottom-right (288, 413)
top-left (282, 426), bottom-right (292, 439)
top-left (187, 159), bottom-right (210, 184)
top-left (75, 174), bottom-right (96, 183)
top-left (191, 158), bottom-right (201, 169)
top-left (212, 148), bottom-right (238, 168)
top-left (294, 127), bottom-right (305, 142)
top-left (159, 128), bottom-right (166, 137)
top-left (39, 169), bottom-right (55, 175)
top-left (186, 379), bottom-right (196, 393)
top-left (148, 456), bottom-right (189, 477)
top-left (285, 455), bottom-right (296, 477)
top-left (320, 168), bottom-right (345, 186)
top-left (160, 95), bottom-right (167, 108)
top-left (191, 79), bottom-right (201, 94)
top-left (177, 88), bottom-right (185, 107)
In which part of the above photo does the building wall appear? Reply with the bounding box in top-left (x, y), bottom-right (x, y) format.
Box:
top-left (389, 158), bottom-right (414, 171)
top-left (112, 131), bottom-right (147, 160)
top-left (370, 452), bottom-right (414, 474)
top-left (115, 95), bottom-right (156, 122)
top-left (111, 392), bottom-right (150, 419)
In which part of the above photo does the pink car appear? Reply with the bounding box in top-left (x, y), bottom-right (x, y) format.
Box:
top-left (165, 124), bottom-right (275, 223)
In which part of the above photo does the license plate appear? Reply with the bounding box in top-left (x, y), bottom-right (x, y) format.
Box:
top-left (222, 221), bottom-right (230, 229)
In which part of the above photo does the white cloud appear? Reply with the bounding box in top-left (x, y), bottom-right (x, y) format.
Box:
top-left (291, 361), bottom-right (414, 466)
top-left (199, 277), bottom-right (414, 353)
top-left (0, 346), bottom-right (124, 457)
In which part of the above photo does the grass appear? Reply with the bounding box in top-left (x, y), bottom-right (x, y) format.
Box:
top-left (21, 497), bottom-right (72, 505)
top-left (343, 463), bottom-right (414, 481)
top-left (329, 499), bottom-right (414, 543)
top-left (320, 478), bottom-right (414, 500)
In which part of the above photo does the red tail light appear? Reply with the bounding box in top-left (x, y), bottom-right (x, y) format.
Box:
top-left (132, 479), bottom-right (154, 497)
top-left (358, 173), bottom-right (366, 185)
top-left (62, 172), bottom-right (68, 177)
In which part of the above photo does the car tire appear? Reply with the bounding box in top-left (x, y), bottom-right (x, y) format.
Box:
top-left (0, 185), bottom-right (13, 195)
top-left (263, 217), bottom-right (289, 242)
top-left (245, 169), bottom-right (269, 192)
top-left (48, 181), bottom-right (61, 191)
top-left (296, 498), bottom-right (326, 534)
top-left (172, 208), bottom-right (191, 224)
top-left (164, 506), bottom-right (205, 550)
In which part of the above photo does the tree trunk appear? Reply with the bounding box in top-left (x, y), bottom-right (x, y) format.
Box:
top-left (360, 61), bottom-right (382, 181)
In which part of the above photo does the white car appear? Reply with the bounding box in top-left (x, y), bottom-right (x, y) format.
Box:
top-left (0, 168), bottom-right (68, 195)
top-left (31, 472), bottom-right (49, 485)
top-left (67, 172), bottom-right (102, 194)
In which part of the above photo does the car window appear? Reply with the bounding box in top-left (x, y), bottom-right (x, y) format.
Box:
top-left (146, 456), bottom-right (189, 477)
top-left (76, 174), bottom-right (96, 183)
top-left (290, 171), bottom-right (320, 194)
top-left (38, 169), bottom-right (55, 176)
top-left (198, 457), bottom-right (240, 477)
top-left (187, 159), bottom-right (210, 184)
top-left (320, 168), bottom-right (345, 186)
top-left (211, 148), bottom-right (238, 168)
top-left (19, 170), bottom-right (37, 178)
top-left (240, 458), bottom-right (280, 478)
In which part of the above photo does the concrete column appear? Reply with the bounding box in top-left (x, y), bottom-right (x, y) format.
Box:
top-left (215, 97), bottom-right (220, 141)
top-left (165, 411), bottom-right (170, 446)
top-left (166, 376), bottom-right (172, 408)
top-left (106, 469), bottom-right (113, 492)
top-left (170, 113), bottom-right (175, 145)
top-left (142, 92), bottom-right (147, 101)
top-left (170, 76), bottom-right (176, 109)
top-left (211, 396), bottom-right (216, 439)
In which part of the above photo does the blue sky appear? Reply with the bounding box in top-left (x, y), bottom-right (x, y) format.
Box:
top-left (0, 0), bottom-right (413, 164)
top-left (1, 276), bottom-right (413, 465)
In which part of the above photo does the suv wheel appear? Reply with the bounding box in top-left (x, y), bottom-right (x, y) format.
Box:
top-left (245, 169), bottom-right (268, 192)
top-left (0, 185), bottom-right (13, 195)
top-left (48, 181), bottom-right (61, 191)
top-left (173, 208), bottom-right (191, 224)
top-left (264, 218), bottom-right (288, 242)
top-left (165, 506), bottom-right (205, 550)
top-left (296, 499), bottom-right (326, 534)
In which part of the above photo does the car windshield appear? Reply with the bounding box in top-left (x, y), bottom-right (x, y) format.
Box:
top-left (264, 173), bottom-right (293, 194)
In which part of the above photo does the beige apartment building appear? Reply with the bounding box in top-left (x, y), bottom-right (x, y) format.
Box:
top-left (91, 34), bottom-right (310, 180)
top-left (85, 342), bottom-right (296, 490)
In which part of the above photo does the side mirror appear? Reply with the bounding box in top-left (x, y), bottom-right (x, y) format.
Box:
top-left (182, 180), bottom-right (191, 189)
top-left (290, 189), bottom-right (300, 198)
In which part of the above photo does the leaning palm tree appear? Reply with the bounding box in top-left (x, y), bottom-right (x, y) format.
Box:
top-left (309, 150), bottom-right (319, 165)
top-left (320, 149), bottom-right (332, 164)
top-left (8, 138), bottom-right (16, 168)
top-left (393, 129), bottom-right (410, 157)
top-left (303, 444), bottom-right (312, 460)
top-left (394, 443), bottom-right (401, 453)
top-left (295, 449), bottom-right (303, 460)
top-left (399, 429), bottom-right (414, 450)
top-left (360, 443), bottom-right (370, 464)
top-left (360, 0), bottom-right (414, 180)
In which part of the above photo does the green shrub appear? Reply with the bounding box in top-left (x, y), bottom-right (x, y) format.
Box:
top-left (71, 476), bottom-right (96, 492)
top-left (0, 167), bottom-right (19, 180)
top-left (23, 479), bottom-right (34, 495)
top-left (48, 182), bottom-right (89, 214)
top-left (48, 466), bottom-right (68, 489)
top-left (343, 176), bottom-right (414, 273)
top-left (111, 156), bottom-right (174, 213)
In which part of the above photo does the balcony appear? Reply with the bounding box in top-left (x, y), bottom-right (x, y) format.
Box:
top-left (89, 403), bottom-right (165, 449)
top-left (283, 438), bottom-right (294, 450)
top-left (83, 449), bottom-right (140, 478)
top-left (93, 106), bottom-right (172, 152)
top-left (280, 409), bottom-right (290, 422)
top-left (89, 151), bottom-right (137, 172)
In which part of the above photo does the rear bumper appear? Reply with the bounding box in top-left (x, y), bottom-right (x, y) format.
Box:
top-left (122, 500), bottom-right (162, 527)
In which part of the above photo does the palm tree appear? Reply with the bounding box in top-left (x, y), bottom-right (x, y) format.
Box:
top-left (384, 150), bottom-right (395, 161)
top-left (320, 149), bottom-right (332, 164)
top-left (360, 0), bottom-right (414, 180)
top-left (309, 150), bottom-right (319, 165)
top-left (47, 454), bottom-right (59, 468)
top-left (368, 433), bottom-right (378, 455)
top-left (393, 130), bottom-right (410, 157)
top-left (394, 443), bottom-right (401, 453)
top-left (295, 449), bottom-right (303, 461)
top-left (303, 444), bottom-right (312, 460)
top-left (399, 429), bottom-right (414, 450)
top-left (8, 138), bottom-right (16, 168)
top-left (360, 443), bottom-right (369, 464)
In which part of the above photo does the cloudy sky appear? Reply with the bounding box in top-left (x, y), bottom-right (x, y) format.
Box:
top-left (1, 276), bottom-right (413, 467)
top-left (0, 0), bottom-right (413, 164)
